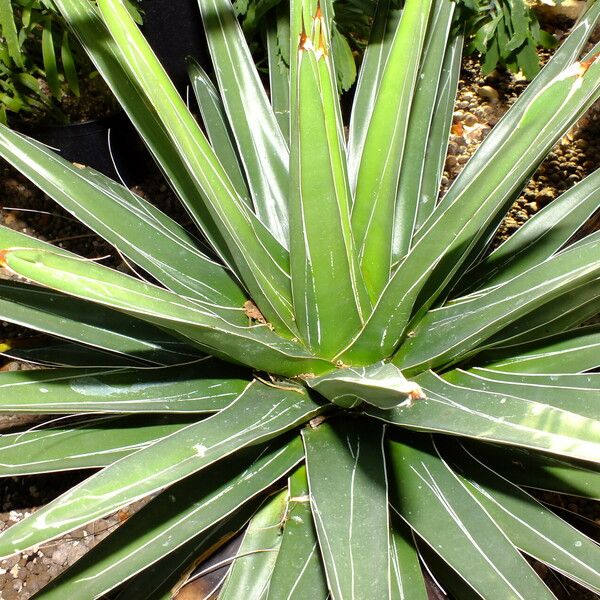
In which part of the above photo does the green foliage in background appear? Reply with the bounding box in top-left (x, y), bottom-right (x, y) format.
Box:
top-left (460, 0), bottom-right (563, 78)
top-left (0, 0), bottom-right (564, 124)
top-left (0, 0), bottom-right (597, 598)
top-left (240, 0), bottom-right (569, 94)
top-left (0, 0), bottom-right (84, 122)
top-left (0, 0), bottom-right (140, 123)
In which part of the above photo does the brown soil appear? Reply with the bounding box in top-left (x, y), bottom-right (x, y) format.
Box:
top-left (57, 76), bottom-right (119, 125)
top-left (17, 72), bottom-right (119, 127)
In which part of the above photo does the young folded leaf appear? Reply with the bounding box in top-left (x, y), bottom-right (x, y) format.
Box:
top-left (350, 0), bottom-right (435, 300)
top-left (306, 361), bottom-right (424, 409)
top-left (289, 0), bottom-right (370, 357)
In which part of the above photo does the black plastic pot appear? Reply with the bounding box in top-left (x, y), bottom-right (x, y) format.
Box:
top-left (17, 112), bottom-right (153, 186)
top-left (141, 0), bottom-right (207, 93)
top-left (9, 0), bottom-right (208, 186)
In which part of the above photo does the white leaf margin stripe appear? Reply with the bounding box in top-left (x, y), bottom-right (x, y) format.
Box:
top-left (457, 442), bottom-right (600, 591)
top-left (371, 371), bottom-right (600, 461)
top-left (74, 442), bottom-right (301, 589)
top-left (468, 368), bottom-right (600, 388)
top-left (0, 415), bottom-right (175, 470)
top-left (391, 441), bottom-right (529, 600)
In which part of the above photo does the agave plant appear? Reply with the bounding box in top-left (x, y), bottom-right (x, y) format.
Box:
top-left (0, 0), bottom-right (598, 597)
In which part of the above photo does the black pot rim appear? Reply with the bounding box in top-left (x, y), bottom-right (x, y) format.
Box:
top-left (10, 111), bottom-right (127, 135)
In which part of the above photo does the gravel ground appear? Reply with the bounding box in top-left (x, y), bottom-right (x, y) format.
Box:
top-left (0, 485), bottom-right (147, 600)
top-left (444, 16), bottom-right (600, 246)
top-left (0, 10), bottom-right (599, 599)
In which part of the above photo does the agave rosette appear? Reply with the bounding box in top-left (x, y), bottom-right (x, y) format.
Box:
top-left (0, 0), bottom-right (598, 598)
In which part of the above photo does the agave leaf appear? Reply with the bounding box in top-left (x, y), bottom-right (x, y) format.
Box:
top-left (39, 438), bottom-right (302, 599)
top-left (415, 0), bottom-right (600, 243)
top-left (4, 1), bottom-right (598, 596)
top-left (0, 125), bottom-right (248, 315)
top-left (0, 414), bottom-right (197, 475)
top-left (0, 220), bottom-right (74, 257)
top-left (267, 466), bottom-right (329, 600)
top-left (557, 228), bottom-right (600, 253)
top-left (267, 7), bottom-right (291, 143)
top-left (393, 235), bottom-right (600, 373)
top-left (53, 0), bottom-right (234, 264)
top-left (197, 0), bottom-right (290, 245)
top-left (467, 441), bottom-right (600, 500)
top-left (0, 380), bottom-right (324, 558)
top-left (0, 249), bottom-right (332, 377)
top-left (459, 168), bottom-right (600, 293)
top-left (388, 434), bottom-right (555, 600)
top-left (366, 370), bottom-right (600, 462)
top-left (389, 517), bottom-right (428, 600)
top-left (344, 32), bottom-right (600, 363)
top-left (96, 0), bottom-right (297, 335)
top-left (289, 1), bottom-right (370, 358)
top-left (347, 0), bottom-right (402, 189)
top-left (480, 325), bottom-right (600, 373)
top-left (416, 541), bottom-right (481, 600)
top-left (416, 25), bottom-right (463, 230)
top-left (393, 0), bottom-right (456, 259)
top-left (187, 58), bottom-right (251, 205)
top-left (219, 490), bottom-right (287, 599)
top-left (113, 499), bottom-right (262, 600)
top-left (0, 360), bottom-right (248, 414)
top-left (481, 277), bottom-right (600, 348)
top-left (443, 439), bottom-right (600, 594)
top-left (351, 0), bottom-right (434, 300)
top-left (0, 279), bottom-right (200, 366)
top-left (0, 339), bottom-right (147, 368)
top-left (302, 417), bottom-right (391, 600)
top-left (432, 3), bottom-right (600, 218)
top-left (466, 367), bottom-right (600, 388)
top-left (306, 361), bottom-right (424, 409)
top-left (443, 368), bottom-right (599, 420)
